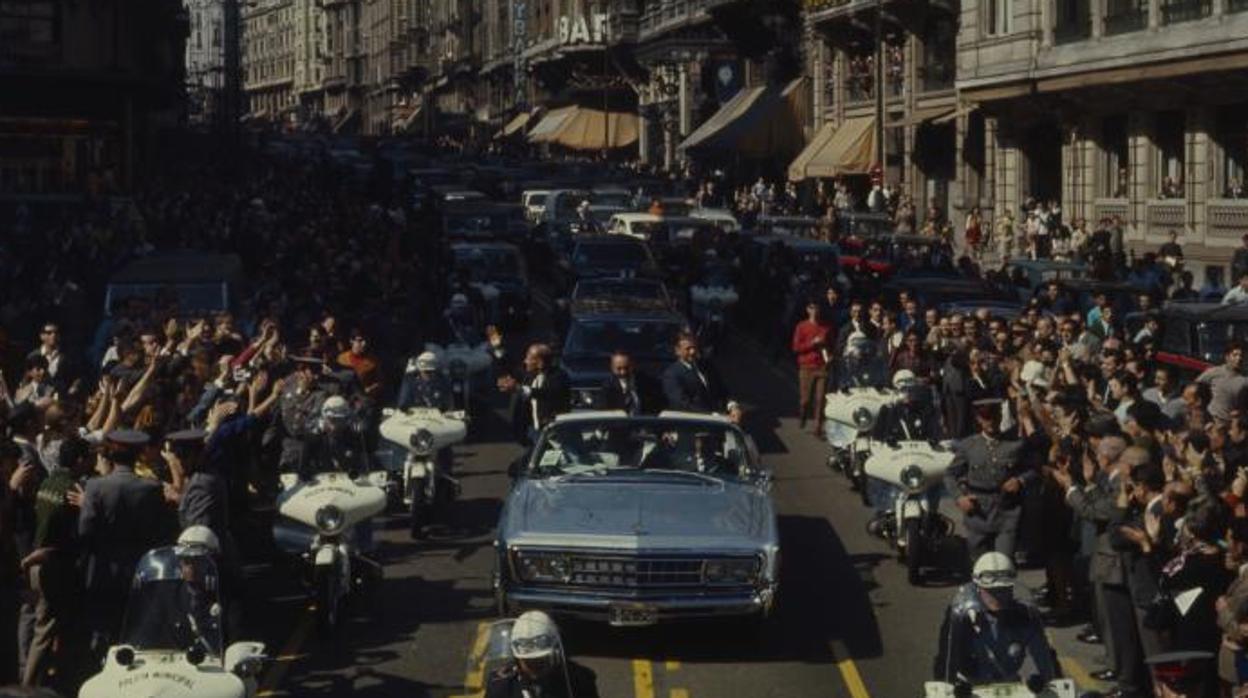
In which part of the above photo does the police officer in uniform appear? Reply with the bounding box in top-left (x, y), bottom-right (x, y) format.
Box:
top-left (302, 396), bottom-right (369, 479)
top-left (866, 370), bottom-right (944, 536)
top-left (944, 399), bottom-right (1034, 560)
top-left (275, 357), bottom-right (326, 476)
top-left (397, 351), bottom-right (453, 411)
top-left (935, 552), bottom-right (1058, 685)
top-left (484, 610), bottom-right (597, 698)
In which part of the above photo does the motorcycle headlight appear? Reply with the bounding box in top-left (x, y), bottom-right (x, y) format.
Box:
top-left (514, 551), bottom-right (573, 583)
top-left (314, 504), bottom-right (345, 536)
top-left (449, 359), bottom-right (468, 378)
top-left (410, 428), bottom-right (436, 456)
top-left (702, 557), bottom-right (760, 585)
top-left (852, 407), bottom-right (876, 430)
top-left (901, 464), bottom-right (925, 492)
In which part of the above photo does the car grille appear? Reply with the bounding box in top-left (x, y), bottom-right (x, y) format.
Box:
top-left (570, 555), bottom-right (705, 588)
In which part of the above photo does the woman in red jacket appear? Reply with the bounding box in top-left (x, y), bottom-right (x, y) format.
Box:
top-left (792, 299), bottom-right (833, 436)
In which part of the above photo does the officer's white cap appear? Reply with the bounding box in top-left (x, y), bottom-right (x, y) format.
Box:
top-left (321, 395), bottom-right (350, 419)
top-left (177, 525), bottom-right (221, 554)
top-left (416, 351), bottom-right (439, 371)
top-left (892, 369), bottom-right (918, 389)
top-left (450, 293), bottom-right (469, 308)
top-left (972, 552), bottom-right (1016, 589)
top-left (510, 611), bottom-right (558, 659)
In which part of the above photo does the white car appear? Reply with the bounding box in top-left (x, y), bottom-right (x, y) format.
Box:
top-left (606, 213), bottom-right (667, 242)
top-left (690, 208), bottom-right (741, 233)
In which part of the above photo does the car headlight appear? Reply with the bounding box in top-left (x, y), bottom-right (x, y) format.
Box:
top-left (410, 428), bottom-right (436, 456)
top-left (852, 407), bottom-right (876, 430)
top-left (449, 359), bottom-right (468, 378)
top-left (703, 557), bottom-right (760, 585)
top-left (314, 504), bottom-right (345, 535)
top-left (514, 551), bottom-right (573, 583)
top-left (901, 464), bottom-right (925, 492)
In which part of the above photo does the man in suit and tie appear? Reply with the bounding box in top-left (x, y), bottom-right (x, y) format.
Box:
top-left (661, 333), bottom-right (728, 414)
top-left (597, 352), bottom-right (661, 416)
top-left (78, 430), bottom-right (176, 656)
top-left (497, 343), bottom-right (570, 445)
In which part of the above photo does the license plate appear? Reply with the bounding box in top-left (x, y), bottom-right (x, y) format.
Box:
top-left (608, 604), bottom-right (657, 627)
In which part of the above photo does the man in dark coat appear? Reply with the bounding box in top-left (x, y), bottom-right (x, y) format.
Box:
top-left (596, 352), bottom-right (662, 416)
top-left (661, 333), bottom-right (728, 414)
top-left (498, 343), bottom-right (570, 445)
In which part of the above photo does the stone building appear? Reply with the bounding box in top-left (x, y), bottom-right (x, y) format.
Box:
top-left (185, 0), bottom-right (228, 125)
top-left (794, 0), bottom-right (959, 218)
top-left (322, 0), bottom-right (366, 132)
top-left (242, 0), bottom-right (297, 120)
top-left (956, 0), bottom-right (1248, 279)
top-left (292, 0), bottom-right (330, 118)
top-left (0, 0), bottom-right (188, 194)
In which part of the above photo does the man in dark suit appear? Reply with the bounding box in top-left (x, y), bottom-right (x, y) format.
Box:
top-left (78, 430), bottom-right (175, 655)
top-left (661, 333), bottom-right (727, 414)
top-left (597, 352), bottom-right (661, 416)
top-left (498, 343), bottom-right (570, 445)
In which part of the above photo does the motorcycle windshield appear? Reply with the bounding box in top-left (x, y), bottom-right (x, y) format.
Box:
top-left (120, 549), bottom-right (223, 657)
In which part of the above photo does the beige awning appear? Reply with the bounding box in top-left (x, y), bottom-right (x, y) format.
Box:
top-left (788, 116), bottom-right (876, 180)
top-left (546, 108), bottom-right (639, 150)
top-left (527, 106), bottom-right (578, 143)
top-left (908, 105), bottom-right (955, 127)
top-left (677, 86), bottom-right (767, 152)
top-left (932, 106), bottom-right (968, 125)
top-left (496, 110), bottom-right (534, 139)
top-left (788, 121), bottom-right (838, 182)
top-left (392, 106), bottom-right (422, 133)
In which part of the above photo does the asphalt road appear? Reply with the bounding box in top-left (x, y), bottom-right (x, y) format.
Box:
top-left (244, 320), bottom-right (1111, 698)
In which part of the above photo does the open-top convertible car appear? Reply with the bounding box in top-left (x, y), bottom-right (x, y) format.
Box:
top-left (493, 411), bottom-right (779, 626)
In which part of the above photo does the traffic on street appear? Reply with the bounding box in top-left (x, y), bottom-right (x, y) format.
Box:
top-left (2, 135), bottom-right (1247, 698)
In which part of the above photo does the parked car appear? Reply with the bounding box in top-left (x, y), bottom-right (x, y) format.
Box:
top-left (449, 242), bottom-right (531, 329)
top-left (1141, 301), bottom-right (1248, 378)
top-left (494, 411), bottom-right (779, 625)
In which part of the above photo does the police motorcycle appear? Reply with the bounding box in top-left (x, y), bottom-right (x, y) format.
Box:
top-left (689, 254), bottom-right (738, 358)
top-left (862, 370), bottom-right (955, 584)
top-left (427, 293), bottom-right (496, 415)
top-left (473, 611), bottom-right (576, 698)
top-left (273, 395), bottom-right (388, 629)
top-left (824, 332), bottom-right (899, 494)
top-left (922, 680), bottom-right (1077, 698)
top-left (80, 527), bottom-right (267, 698)
top-left (379, 352), bottom-right (468, 538)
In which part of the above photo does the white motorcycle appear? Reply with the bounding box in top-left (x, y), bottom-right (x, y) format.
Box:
top-left (425, 341), bottom-right (493, 415)
top-left (863, 439), bottom-right (955, 584)
top-left (80, 545), bottom-right (266, 698)
top-left (272, 469), bottom-right (388, 629)
top-left (824, 386), bottom-right (901, 497)
top-left (378, 407), bottom-right (468, 537)
top-left (923, 679), bottom-right (1077, 698)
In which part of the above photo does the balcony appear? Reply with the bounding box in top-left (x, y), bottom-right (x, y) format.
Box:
top-left (1145, 199), bottom-right (1186, 237)
top-left (638, 0), bottom-right (712, 39)
top-left (1093, 197), bottom-right (1129, 224)
top-left (1104, 6), bottom-right (1147, 33)
top-left (1208, 199), bottom-right (1248, 240)
top-left (1161, 0), bottom-right (1211, 22)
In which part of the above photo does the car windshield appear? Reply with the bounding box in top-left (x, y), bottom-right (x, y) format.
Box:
top-left (565, 319), bottom-right (681, 360)
top-left (120, 557), bottom-right (222, 656)
top-left (1197, 321), bottom-right (1248, 363)
top-left (554, 194), bottom-right (590, 218)
top-left (532, 420), bottom-right (751, 478)
top-left (593, 192), bottom-right (632, 208)
top-left (445, 213), bottom-right (496, 235)
top-left (453, 248), bottom-right (522, 281)
top-left (575, 279), bottom-right (666, 302)
top-left (573, 242), bottom-right (648, 268)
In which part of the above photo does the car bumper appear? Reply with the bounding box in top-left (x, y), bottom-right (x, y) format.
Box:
top-left (500, 585), bottom-right (777, 622)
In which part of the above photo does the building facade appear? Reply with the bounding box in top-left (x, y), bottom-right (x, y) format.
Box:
top-left (1, 0), bottom-right (188, 195)
top-left (956, 0), bottom-right (1248, 278)
top-left (243, 0), bottom-right (297, 119)
top-left (185, 0), bottom-right (228, 125)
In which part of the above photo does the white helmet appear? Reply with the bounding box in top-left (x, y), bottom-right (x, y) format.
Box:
top-left (321, 395), bottom-right (350, 421)
top-left (450, 293), bottom-right (469, 309)
top-left (892, 369), bottom-right (918, 390)
top-left (415, 351), bottom-right (439, 372)
top-left (846, 331), bottom-right (874, 358)
top-left (177, 525), bottom-right (221, 555)
top-left (972, 552), bottom-right (1016, 589)
top-left (510, 610), bottom-right (559, 660)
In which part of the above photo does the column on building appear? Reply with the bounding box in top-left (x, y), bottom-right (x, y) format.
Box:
top-left (1188, 105), bottom-right (1212, 244)
top-left (1128, 111), bottom-right (1151, 242)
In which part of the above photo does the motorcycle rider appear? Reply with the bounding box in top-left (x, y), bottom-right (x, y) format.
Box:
top-left (935, 552), bottom-right (1059, 686)
top-left (276, 356), bottom-right (327, 476)
top-left (841, 331), bottom-right (887, 389)
top-left (397, 351), bottom-right (453, 412)
top-left (866, 370), bottom-right (945, 537)
top-left (485, 611), bottom-right (573, 698)
top-left (302, 395), bottom-right (370, 480)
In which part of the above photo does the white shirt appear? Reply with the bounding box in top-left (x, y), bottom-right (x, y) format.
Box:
top-left (1223, 286), bottom-right (1248, 305)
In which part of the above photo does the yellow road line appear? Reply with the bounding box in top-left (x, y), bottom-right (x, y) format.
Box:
top-left (1059, 655), bottom-right (1102, 691)
top-left (633, 659), bottom-right (656, 698)
top-left (670, 690), bottom-right (690, 698)
top-left (448, 622), bottom-right (494, 698)
top-left (830, 640), bottom-right (871, 698)
top-left (256, 605), bottom-right (317, 697)
top-left (665, 660), bottom-right (681, 671)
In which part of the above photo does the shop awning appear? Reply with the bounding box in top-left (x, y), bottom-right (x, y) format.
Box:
top-left (392, 106), bottom-right (422, 134)
top-left (545, 108), bottom-right (638, 151)
top-left (678, 78), bottom-right (808, 160)
top-left (787, 115), bottom-right (876, 181)
top-left (496, 110), bottom-right (535, 139)
top-left (908, 105), bottom-right (955, 127)
top-left (527, 106), bottom-right (578, 143)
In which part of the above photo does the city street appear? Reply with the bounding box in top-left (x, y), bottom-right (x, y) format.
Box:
top-left (243, 311), bottom-right (1106, 698)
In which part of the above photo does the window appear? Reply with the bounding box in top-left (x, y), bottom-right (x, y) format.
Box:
top-left (0, 0), bottom-right (58, 57)
top-left (1214, 105), bottom-right (1248, 197)
top-left (1155, 111), bottom-right (1185, 197)
top-left (985, 0), bottom-right (1013, 35)
top-left (212, 19), bottom-right (221, 47)
top-left (1101, 114), bottom-right (1129, 198)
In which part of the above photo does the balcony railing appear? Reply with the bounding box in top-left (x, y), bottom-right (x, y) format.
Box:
top-left (1104, 7), bottom-right (1148, 33)
top-left (1093, 198), bottom-right (1129, 225)
top-left (1208, 199), bottom-right (1248, 240)
top-left (1145, 199), bottom-right (1186, 237)
top-left (1053, 18), bottom-right (1092, 43)
top-left (1161, 0), bottom-right (1211, 23)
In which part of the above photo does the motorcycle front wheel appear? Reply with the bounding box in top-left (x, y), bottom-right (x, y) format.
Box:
top-left (315, 566), bottom-right (341, 629)
top-left (409, 477), bottom-right (429, 539)
top-left (902, 518), bottom-right (922, 585)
